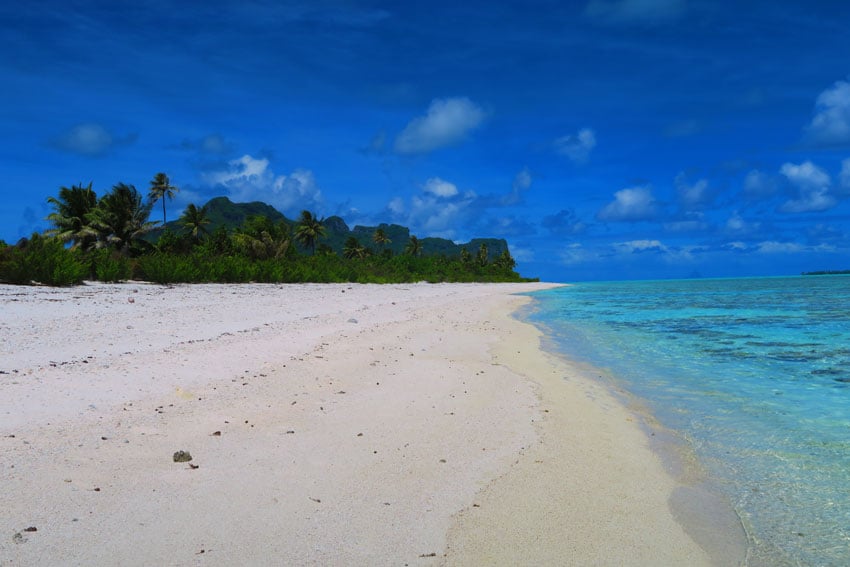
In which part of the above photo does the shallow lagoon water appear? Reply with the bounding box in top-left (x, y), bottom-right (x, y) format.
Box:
top-left (526, 276), bottom-right (850, 566)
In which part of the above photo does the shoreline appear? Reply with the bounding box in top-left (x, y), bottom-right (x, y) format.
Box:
top-left (443, 292), bottom-right (746, 565)
top-left (1, 282), bottom-right (740, 564)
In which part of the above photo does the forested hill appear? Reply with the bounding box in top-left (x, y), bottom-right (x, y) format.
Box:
top-left (158, 196), bottom-right (510, 260)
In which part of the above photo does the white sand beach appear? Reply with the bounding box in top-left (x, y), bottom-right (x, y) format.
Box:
top-left (0, 282), bottom-right (734, 565)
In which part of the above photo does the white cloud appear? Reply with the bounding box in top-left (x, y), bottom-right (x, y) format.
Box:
top-left (204, 154), bottom-right (322, 214)
top-left (615, 239), bottom-right (668, 254)
top-left (585, 0), bottom-right (686, 24)
top-left (597, 186), bottom-right (657, 221)
top-left (675, 173), bottom-right (711, 210)
top-left (422, 177), bottom-right (459, 198)
top-left (804, 80), bottom-right (850, 147)
top-left (386, 177), bottom-right (478, 238)
top-left (394, 97), bottom-right (486, 154)
top-left (387, 197), bottom-right (405, 214)
top-left (554, 128), bottom-right (596, 163)
top-left (778, 160), bottom-right (836, 213)
top-left (724, 212), bottom-right (761, 235)
top-left (756, 241), bottom-right (806, 254)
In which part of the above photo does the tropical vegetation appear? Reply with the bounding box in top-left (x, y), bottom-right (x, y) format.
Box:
top-left (0, 176), bottom-right (533, 286)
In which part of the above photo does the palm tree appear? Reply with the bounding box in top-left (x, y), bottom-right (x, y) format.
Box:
top-left (232, 214), bottom-right (290, 260)
top-left (148, 172), bottom-right (178, 226)
top-left (477, 242), bottom-right (489, 267)
top-left (179, 203), bottom-right (211, 241)
top-left (404, 235), bottom-right (422, 257)
top-left (372, 227), bottom-right (391, 255)
top-left (88, 183), bottom-right (155, 255)
top-left (294, 210), bottom-right (326, 255)
top-left (343, 236), bottom-right (368, 259)
top-left (493, 249), bottom-right (516, 272)
top-left (46, 182), bottom-right (98, 250)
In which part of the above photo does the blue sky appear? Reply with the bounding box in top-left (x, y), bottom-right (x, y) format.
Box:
top-left (3, 0), bottom-right (850, 281)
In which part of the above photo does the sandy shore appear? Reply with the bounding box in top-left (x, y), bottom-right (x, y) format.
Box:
top-left (1, 282), bottom-right (736, 565)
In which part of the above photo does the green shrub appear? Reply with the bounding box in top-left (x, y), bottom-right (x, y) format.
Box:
top-left (0, 234), bottom-right (87, 286)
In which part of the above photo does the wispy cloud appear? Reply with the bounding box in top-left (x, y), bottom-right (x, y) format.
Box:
top-left (554, 128), bottom-right (596, 164)
top-left (585, 0), bottom-right (687, 25)
top-left (180, 133), bottom-right (235, 155)
top-left (675, 172), bottom-right (712, 210)
top-left (597, 186), bottom-right (658, 221)
top-left (501, 167), bottom-right (533, 205)
top-left (50, 122), bottom-right (136, 157)
top-left (394, 97), bottom-right (487, 155)
top-left (542, 209), bottom-right (587, 235)
top-left (743, 169), bottom-right (777, 200)
top-left (838, 158), bottom-right (850, 196)
top-left (803, 80), bottom-right (850, 147)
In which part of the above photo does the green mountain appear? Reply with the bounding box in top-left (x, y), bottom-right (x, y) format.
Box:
top-left (160, 197), bottom-right (511, 260)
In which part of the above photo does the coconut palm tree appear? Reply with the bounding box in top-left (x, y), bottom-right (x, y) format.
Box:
top-left (45, 182), bottom-right (98, 250)
top-left (294, 210), bottom-right (326, 255)
top-left (179, 203), bottom-right (211, 241)
top-left (476, 242), bottom-right (489, 267)
top-left (148, 172), bottom-right (178, 225)
top-left (372, 227), bottom-right (392, 256)
top-left (493, 249), bottom-right (516, 272)
top-left (88, 183), bottom-right (155, 255)
top-left (404, 235), bottom-right (422, 257)
top-left (343, 236), bottom-right (368, 259)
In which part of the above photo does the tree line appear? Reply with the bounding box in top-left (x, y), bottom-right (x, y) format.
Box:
top-left (0, 174), bottom-right (528, 286)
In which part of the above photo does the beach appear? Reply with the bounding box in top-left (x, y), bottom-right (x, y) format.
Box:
top-left (1, 282), bottom-right (727, 565)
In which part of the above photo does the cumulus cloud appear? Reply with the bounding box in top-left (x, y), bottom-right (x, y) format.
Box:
top-left (554, 128), bottom-right (596, 163)
top-left (597, 186), bottom-right (658, 221)
top-left (585, 0), bottom-right (686, 24)
top-left (804, 80), bottom-right (850, 147)
top-left (675, 173), bottom-right (712, 210)
top-left (778, 160), bottom-right (836, 213)
top-left (422, 177), bottom-right (459, 198)
top-left (394, 97), bottom-right (487, 154)
top-left (204, 154), bottom-right (322, 214)
top-left (386, 176), bottom-right (478, 239)
top-left (51, 123), bottom-right (136, 157)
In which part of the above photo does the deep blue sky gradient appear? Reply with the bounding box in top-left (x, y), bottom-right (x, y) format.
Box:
top-left (3, 1), bottom-right (850, 280)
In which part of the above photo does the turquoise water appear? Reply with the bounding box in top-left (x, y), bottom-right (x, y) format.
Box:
top-left (525, 276), bottom-right (850, 566)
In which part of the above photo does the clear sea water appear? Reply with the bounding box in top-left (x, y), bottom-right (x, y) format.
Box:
top-left (524, 276), bottom-right (850, 566)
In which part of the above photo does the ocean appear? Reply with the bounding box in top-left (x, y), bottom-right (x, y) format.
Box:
top-left (523, 275), bottom-right (850, 566)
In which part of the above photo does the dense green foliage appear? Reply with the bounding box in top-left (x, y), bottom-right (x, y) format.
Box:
top-left (0, 180), bottom-right (535, 286)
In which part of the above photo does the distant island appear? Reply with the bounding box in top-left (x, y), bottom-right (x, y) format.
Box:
top-left (0, 176), bottom-right (534, 286)
top-left (801, 270), bottom-right (850, 275)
